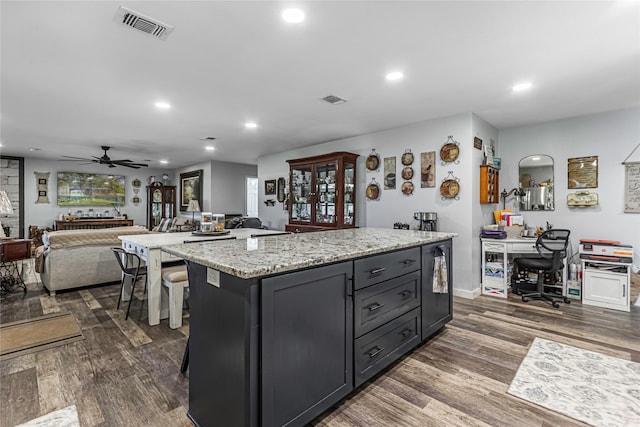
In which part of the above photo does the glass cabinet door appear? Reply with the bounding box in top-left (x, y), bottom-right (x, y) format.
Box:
top-left (291, 166), bottom-right (313, 223)
top-left (343, 162), bottom-right (355, 225)
top-left (163, 187), bottom-right (175, 218)
top-left (315, 162), bottom-right (337, 225)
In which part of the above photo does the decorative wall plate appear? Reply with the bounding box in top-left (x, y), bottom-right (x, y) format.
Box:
top-left (401, 166), bottom-right (414, 180)
top-left (366, 178), bottom-right (380, 200)
top-left (401, 181), bottom-right (414, 196)
top-left (440, 136), bottom-right (461, 164)
top-left (401, 149), bottom-right (414, 165)
top-left (440, 179), bottom-right (460, 198)
top-left (366, 149), bottom-right (380, 171)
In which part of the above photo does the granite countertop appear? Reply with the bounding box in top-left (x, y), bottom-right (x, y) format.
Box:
top-left (162, 227), bottom-right (457, 279)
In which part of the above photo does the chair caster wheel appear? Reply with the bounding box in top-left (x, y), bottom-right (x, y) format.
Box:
top-left (564, 298), bottom-right (571, 304)
top-left (553, 302), bottom-right (560, 308)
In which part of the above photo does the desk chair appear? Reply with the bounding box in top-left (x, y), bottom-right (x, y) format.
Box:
top-left (112, 247), bottom-right (147, 320)
top-left (512, 229), bottom-right (572, 308)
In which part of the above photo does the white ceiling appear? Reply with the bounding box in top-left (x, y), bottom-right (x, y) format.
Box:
top-left (1, 1), bottom-right (639, 169)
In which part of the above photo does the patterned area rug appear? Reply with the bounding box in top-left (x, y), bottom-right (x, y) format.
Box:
top-left (508, 338), bottom-right (640, 427)
top-left (15, 405), bottom-right (79, 427)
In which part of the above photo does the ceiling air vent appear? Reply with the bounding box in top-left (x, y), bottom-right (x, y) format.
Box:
top-left (321, 95), bottom-right (348, 105)
top-left (114, 6), bottom-right (174, 41)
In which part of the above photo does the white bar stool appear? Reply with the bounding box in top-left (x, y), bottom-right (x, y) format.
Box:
top-left (161, 265), bottom-right (189, 329)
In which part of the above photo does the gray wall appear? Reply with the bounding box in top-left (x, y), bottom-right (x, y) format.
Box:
top-left (499, 107), bottom-right (640, 268)
top-left (173, 160), bottom-right (257, 218)
top-left (258, 112), bottom-right (493, 298)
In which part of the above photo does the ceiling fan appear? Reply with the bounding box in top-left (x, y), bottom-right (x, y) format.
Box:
top-left (61, 146), bottom-right (148, 169)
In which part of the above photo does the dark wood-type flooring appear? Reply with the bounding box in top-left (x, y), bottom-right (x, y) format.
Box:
top-left (1, 275), bottom-right (638, 427)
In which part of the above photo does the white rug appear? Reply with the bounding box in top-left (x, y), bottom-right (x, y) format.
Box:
top-left (15, 405), bottom-right (79, 427)
top-left (508, 338), bottom-right (640, 426)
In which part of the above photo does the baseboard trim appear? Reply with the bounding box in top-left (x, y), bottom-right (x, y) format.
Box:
top-left (453, 287), bottom-right (481, 299)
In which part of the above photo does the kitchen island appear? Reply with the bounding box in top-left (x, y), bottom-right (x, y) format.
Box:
top-left (163, 228), bottom-right (457, 427)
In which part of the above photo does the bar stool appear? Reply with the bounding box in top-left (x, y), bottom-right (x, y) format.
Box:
top-left (111, 247), bottom-right (147, 320)
top-left (162, 264), bottom-right (189, 329)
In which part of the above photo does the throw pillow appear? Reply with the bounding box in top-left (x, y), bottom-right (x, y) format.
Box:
top-left (157, 217), bottom-right (173, 232)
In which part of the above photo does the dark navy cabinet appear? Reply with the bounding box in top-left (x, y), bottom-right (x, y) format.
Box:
top-left (421, 240), bottom-right (453, 339)
top-left (186, 238), bottom-right (453, 427)
top-left (261, 262), bottom-right (353, 427)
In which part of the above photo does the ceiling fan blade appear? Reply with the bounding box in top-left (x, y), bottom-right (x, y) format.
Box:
top-left (60, 155), bottom-right (93, 160)
top-left (112, 160), bottom-right (148, 168)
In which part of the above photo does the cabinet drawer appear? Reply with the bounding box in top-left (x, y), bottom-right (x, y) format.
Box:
top-left (507, 242), bottom-right (537, 253)
top-left (354, 271), bottom-right (420, 338)
top-left (354, 247), bottom-right (420, 290)
top-left (354, 308), bottom-right (421, 387)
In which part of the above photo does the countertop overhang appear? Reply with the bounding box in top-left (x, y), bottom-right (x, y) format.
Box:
top-left (162, 228), bottom-right (457, 279)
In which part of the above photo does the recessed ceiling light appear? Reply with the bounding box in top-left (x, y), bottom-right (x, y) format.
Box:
top-left (154, 101), bottom-right (171, 109)
top-left (245, 122), bottom-right (258, 129)
top-left (205, 146), bottom-right (215, 151)
top-left (29, 147), bottom-right (41, 151)
top-left (282, 8), bottom-right (305, 23)
top-left (385, 71), bottom-right (404, 81)
top-left (159, 160), bottom-right (168, 164)
top-left (512, 82), bottom-right (533, 92)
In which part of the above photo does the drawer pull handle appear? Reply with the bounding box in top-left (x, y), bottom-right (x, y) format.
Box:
top-left (400, 328), bottom-right (413, 338)
top-left (369, 267), bottom-right (387, 275)
top-left (402, 259), bottom-right (417, 265)
top-left (367, 303), bottom-right (385, 312)
top-left (399, 290), bottom-right (412, 297)
top-left (367, 347), bottom-right (384, 358)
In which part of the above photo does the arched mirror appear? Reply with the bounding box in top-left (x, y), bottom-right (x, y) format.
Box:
top-left (519, 155), bottom-right (554, 210)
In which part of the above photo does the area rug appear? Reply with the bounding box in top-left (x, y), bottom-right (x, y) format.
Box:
top-left (0, 312), bottom-right (83, 360)
top-left (15, 405), bottom-right (79, 427)
top-left (508, 337), bottom-right (640, 427)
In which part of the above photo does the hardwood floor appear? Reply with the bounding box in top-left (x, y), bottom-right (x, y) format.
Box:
top-left (1, 277), bottom-right (638, 427)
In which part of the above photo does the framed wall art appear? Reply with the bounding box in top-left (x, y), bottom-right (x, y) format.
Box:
top-left (180, 169), bottom-right (203, 211)
top-left (568, 156), bottom-right (598, 189)
top-left (265, 179), bottom-right (276, 195)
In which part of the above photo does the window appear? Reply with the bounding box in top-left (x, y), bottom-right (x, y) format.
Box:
top-left (246, 177), bottom-right (258, 217)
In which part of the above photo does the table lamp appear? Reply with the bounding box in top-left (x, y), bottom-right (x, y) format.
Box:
top-left (0, 190), bottom-right (14, 238)
top-left (187, 199), bottom-right (201, 230)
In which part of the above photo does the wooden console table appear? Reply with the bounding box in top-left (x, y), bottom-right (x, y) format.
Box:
top-left (55, 219), bottom-right (133, 231)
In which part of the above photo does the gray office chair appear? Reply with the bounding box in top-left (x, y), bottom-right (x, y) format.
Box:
top-left (511, 229), bottom-right (571, 308)
top-left (112, 247), bottom-right (147, 320)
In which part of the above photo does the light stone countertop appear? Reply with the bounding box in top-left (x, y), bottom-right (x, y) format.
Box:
top-left (162, 227), bottom-right (457, 279)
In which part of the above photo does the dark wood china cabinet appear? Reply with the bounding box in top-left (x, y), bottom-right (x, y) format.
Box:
top-left (146, 185), bottom-right (176, 230)
top-left (285, 152), bottom-right (358, 233)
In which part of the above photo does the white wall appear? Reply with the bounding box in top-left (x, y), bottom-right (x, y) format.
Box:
top-left (471, 114), bottom-right (500, 295)
top-left (499, 108), bottom-right (640, 268)
top-left (173, 160), bottom-right (257, 217)
top-left (24, 158), bottom-right (168, 228)
top-left (258, 112), bottom-right (487, 296)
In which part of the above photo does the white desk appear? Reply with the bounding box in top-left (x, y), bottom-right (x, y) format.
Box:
top-left (481, 237), bottom-right (567, 298)
top-left (119, 228), bottom-right (284, 326)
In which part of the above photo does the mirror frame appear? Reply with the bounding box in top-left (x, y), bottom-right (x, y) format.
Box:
top-left (518, 154), bottom-right (554, 211)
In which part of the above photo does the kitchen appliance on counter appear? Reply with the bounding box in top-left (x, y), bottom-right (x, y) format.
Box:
top-left (414, 212), bottom-right (437, 231)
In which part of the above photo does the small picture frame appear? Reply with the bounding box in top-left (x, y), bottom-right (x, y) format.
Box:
top-left (265, 179), bottom-right (276, 195)
top-left (38, 178), bottom-right (47, 185)
top-left (38, 190), bottom-right (47, 196)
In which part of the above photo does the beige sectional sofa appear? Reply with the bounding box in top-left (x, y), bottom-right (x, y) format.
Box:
top-left (36, 226), bottom-right (150, 295)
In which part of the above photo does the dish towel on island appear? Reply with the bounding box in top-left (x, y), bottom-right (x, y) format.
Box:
top-left (433, 245), bottom-right (448, 293)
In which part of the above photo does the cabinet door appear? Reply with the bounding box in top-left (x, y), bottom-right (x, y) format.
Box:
top-left (421, 240), bottom-right (453, 340)
top-left (315, 161), bottom-right (337, 226)
top-left (290, 165), bottom-right (313, 224)
top-left (261, 262), bottom-right (353, 427)
top-left (343, 160), bottom-right (356, 226)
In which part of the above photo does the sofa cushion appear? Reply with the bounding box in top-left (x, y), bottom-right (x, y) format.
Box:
top-left (162, 265), bottom-right (188, 283)
top-left (45, 226), bottom-right (149, 249)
